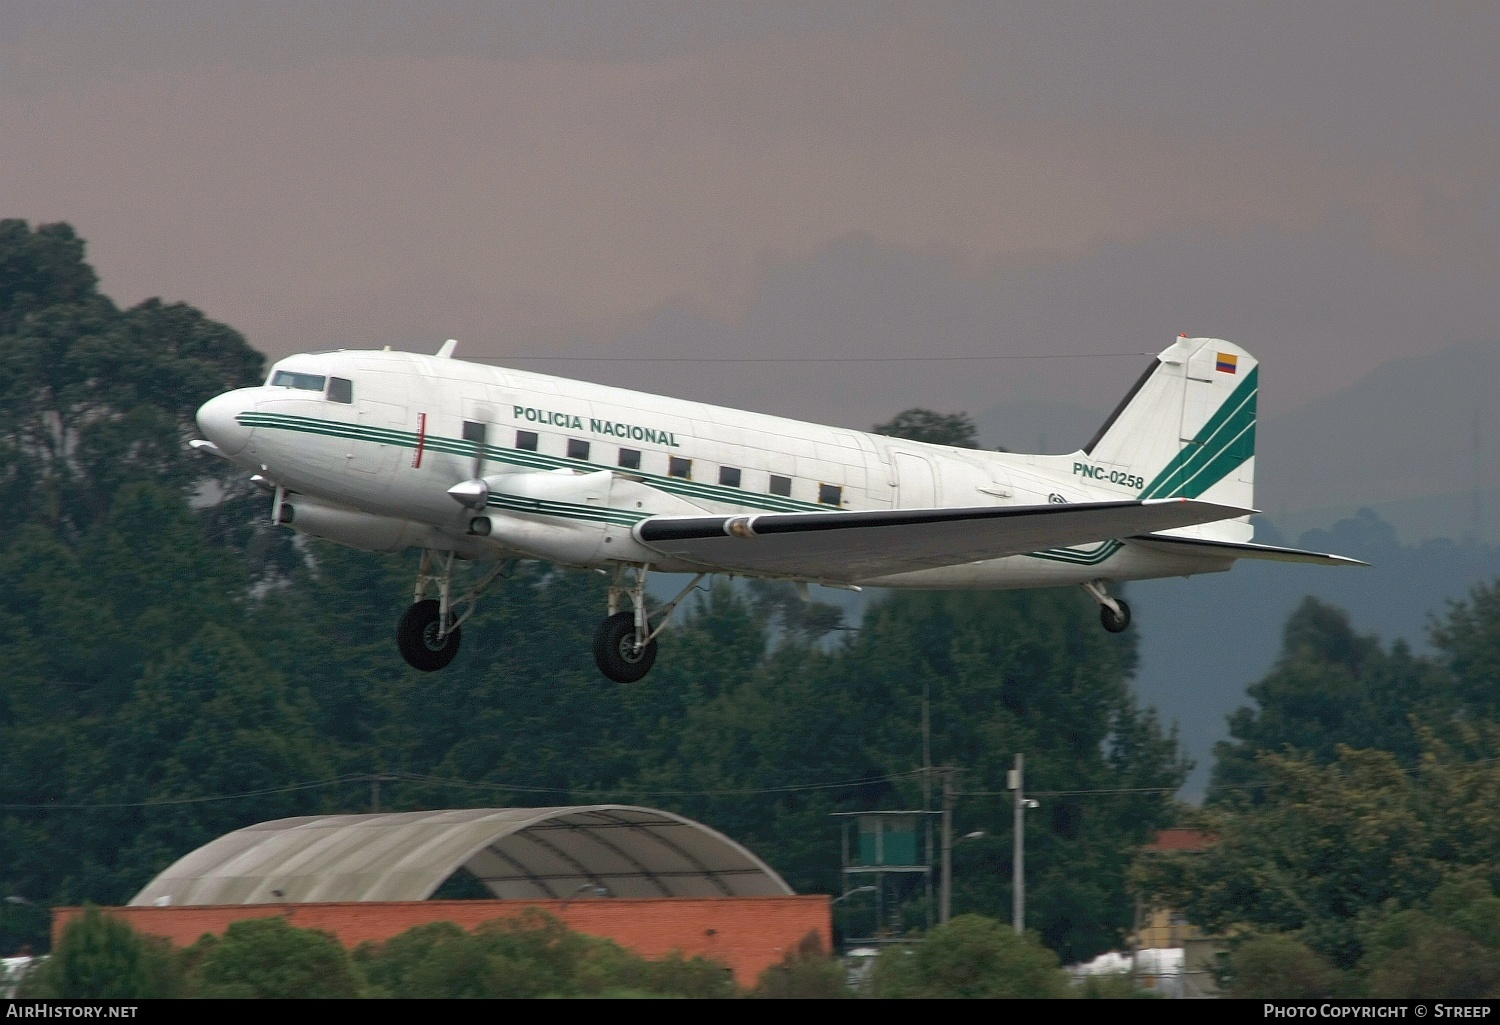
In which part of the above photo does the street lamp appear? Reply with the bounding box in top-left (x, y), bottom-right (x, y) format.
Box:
top-left (831, 885), bottom-right (876, 906)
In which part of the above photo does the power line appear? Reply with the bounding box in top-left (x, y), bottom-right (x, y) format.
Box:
top-left (0, 776), bottom-right (368, 811)
top-left (384, 769), bottom-right (927, 799)
top-left (0, 769), bottom-right (927, 811)
top-left (462, 351), bottom-right (1154, 365)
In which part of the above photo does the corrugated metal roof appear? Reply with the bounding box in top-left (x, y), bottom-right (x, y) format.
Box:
top-left (129, 806), bottom-right (793, 906)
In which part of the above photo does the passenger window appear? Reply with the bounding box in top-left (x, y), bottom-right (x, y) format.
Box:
top-left (567, 439), bottom-right (590, 461)
top-left (669, 456), bottom-right (692, 479)
top-left (270, 370), bottom-right (327, 391)
top-left (819, 483), bottom-right (842, 506)
top-left (618, 448), bottom-right (641, 470)
top-left (769, 475), bottom-right (792, 497)
top-left (719, 466), bottom-right (741, 488)
top-left (327, 377), bottom-right (353, 404)
top-left (462, 421), bottom-right (487, 444)
top-left (516, 430), bottom-right (539, 451)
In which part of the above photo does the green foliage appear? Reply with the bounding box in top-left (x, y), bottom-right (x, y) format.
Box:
top-left (1211, 598), bottom-right (1447, 793)
top-left (752, 931), bottom-right (849, 998)
top-left (354, 910), bottom-right (735, 998)
top-left (1431, 578), bottom-right (1500, 721)
top-left (0, 222), bottom-right (263, 539)
top-left (1144, 733), bottom-right (1500, 969)
top-left (1225, 934), bottom-right (1343, 999)
top-left (1357, 877), bottom-right (1500, 998)
top-left (1073, 971), bottom-right (1159, 998)
top-left (190, 917), bottom-right (361, 998)
top-left (871, 408), bottom-right (980, 448)
top-left (872, 915), bottom-right (1068, 998)
top-left (19, 905), bottom-right (182, 998)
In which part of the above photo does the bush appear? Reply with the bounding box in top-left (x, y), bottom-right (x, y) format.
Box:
top-left (872, 915), bottom-right (1069, 999)
top-left (1227, 934), bottom-right (1343, 999)
top-left (19, 906), bottom-right (182, 999)
top-left (355, 910), bottom-right (737, 998)
top-left (189, 916), bottom-right (361, 998)
top-left (753, 931), bottom-right (849, 998)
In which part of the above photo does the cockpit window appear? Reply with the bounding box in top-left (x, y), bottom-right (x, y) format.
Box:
top-left (327, 377), bottom-right (353, 403)
top-left (271, 370), bottom-right (327, 391)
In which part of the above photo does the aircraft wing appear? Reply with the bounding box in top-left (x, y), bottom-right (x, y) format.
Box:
top-left (633, 498), bottom-right (1251, 582)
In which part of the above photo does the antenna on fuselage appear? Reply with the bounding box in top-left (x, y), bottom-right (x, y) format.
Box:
top-left (436, 338), bottom-right (458, 359)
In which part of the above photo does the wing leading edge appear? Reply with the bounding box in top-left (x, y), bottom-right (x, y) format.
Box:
top-left (634, 498), bottom-right (1252, 581)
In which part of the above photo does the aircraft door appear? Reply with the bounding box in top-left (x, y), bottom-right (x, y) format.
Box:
top-left (351, 374), bottom-right (408, 475)
top-left (893, 452), bottom-right (937, 508)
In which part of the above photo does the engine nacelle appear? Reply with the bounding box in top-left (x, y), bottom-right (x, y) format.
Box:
top-left (464, 468), bottom-right (662, 565)
top-left (280, 495), bottom-right (462, 554)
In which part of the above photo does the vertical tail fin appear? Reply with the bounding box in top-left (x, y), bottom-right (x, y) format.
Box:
top-left (1083, 336), bottom-right (1257, 541)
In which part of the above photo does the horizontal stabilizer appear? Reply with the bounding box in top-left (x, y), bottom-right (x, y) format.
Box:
top-left (1130, 534), bottom-right (1368, 567)
top-left (635, 498), bottom-right (1251, 582)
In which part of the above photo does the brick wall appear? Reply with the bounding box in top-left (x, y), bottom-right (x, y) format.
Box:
top-left (53, 896), bottom-right (830, 987)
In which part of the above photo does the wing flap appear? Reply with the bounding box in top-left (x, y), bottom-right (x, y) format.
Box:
top-left (635, 498), bottom-right (1251, 581)
top-left (1129, 534), bottom-right (1368, 567)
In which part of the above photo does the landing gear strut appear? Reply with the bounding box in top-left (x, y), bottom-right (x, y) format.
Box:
top-left (594, 565), bottom-right (704, 683)
top-left (1082, 579), bottom-right (1131, 634)
top-left (396, 550), bottom-right (510, 672)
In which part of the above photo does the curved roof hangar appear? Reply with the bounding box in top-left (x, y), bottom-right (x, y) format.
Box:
top-left (130, 805), bottom-right (794, 906)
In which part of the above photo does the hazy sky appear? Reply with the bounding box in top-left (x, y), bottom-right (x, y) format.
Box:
top-left (1, 1), bottom-right (1493, 427)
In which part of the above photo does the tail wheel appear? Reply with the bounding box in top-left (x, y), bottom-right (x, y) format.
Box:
top-left (593, 611), bottom-right (658, 683)
top-left (1100, 599), bottom-right (1132, 634)
top-left (397, 598), bottom-right (462, 671)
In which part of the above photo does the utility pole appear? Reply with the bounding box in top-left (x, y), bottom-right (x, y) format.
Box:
top-left (1009, 753), bottom-right (1024, 934)
top-left (922, 680), bottom-right (933, 929)
top-left (939, 769), bottom-right (954, 924)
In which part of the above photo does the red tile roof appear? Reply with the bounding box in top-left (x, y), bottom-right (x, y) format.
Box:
top-left (1142, 828), bottom-right (1217, 853)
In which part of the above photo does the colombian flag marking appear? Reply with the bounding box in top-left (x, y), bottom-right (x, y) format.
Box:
top-left (1216, 352), bottom-right (1239, 374)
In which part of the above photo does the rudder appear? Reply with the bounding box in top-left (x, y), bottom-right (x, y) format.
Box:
top-left (1082, 336), bottom-right (1257, 541)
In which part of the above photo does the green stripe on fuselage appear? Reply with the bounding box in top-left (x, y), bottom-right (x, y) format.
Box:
top-left (237, 410), bottom-right (826, 514)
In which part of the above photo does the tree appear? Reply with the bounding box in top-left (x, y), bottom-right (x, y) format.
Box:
top-left (872, 914), bottom-right (1068, 998)
top-left (1360, 877), bottom-right (1500, 998)
top-left (0, 220), bottom-right (97, 335)
top-left (1225, 934), bottom-right (1344, 999)
top-left (190, 917), bottom-right (361, 998)
top-left (18, 905), bottom-right (181, 998)
top-left (1211, 598), bottom-right (1447, 793)
top-left (1431, 578), bottom-right (1500, 721)
top-left (1139, 738), bottom-right (1500, 968)
top-left (871, 408), bottom-right (980, 448)
top-left (0, 220), bottom-right (264, 545)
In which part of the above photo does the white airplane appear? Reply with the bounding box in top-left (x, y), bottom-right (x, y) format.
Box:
top-left (193, 334), bottom-right (1361, 681)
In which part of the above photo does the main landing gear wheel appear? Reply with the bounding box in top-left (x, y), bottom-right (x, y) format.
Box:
top-left (398, 598), bottom-right (462, 672)
top-left (594, 611), bottom-right (658, 683)
top-left (1099, 599), bottom-right (1131, 633)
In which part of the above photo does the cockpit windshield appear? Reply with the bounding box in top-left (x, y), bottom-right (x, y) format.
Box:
top-left (270, 370), bottom-right (327, 391)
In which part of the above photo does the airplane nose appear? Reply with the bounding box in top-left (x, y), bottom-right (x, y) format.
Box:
top-left (195, 391), bottom-right (254, 456)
